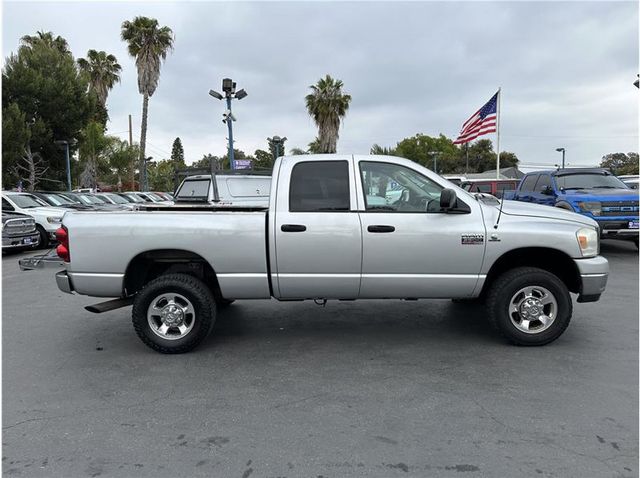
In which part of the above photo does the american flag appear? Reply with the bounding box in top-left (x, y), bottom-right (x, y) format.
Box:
top-left (453, 91), bottom-right (499, 144)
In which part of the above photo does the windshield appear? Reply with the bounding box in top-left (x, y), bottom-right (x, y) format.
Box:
top-left (9, 194), bottom-right (48, 209)
top-left (104, 193), bottom-right (129, 204)
top-left (176, 179), bottom-right (210, 200)
top-left (76, 194), bottom-right (105, 205)
top-left (45, 194), bottom-right (75, 206)
top-left (555, 173), bottom-right (629, 190)
top-left (124, 193), bottom-right (146, 203)
top-left (145, 192), bottom-right (164, 202)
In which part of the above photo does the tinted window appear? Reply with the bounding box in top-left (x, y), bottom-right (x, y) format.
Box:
top-left (520, 175), bottom-right (539, 192)
top-left (555, 173), bottom-right (629, 190)
top-left (176, 179), bottom-right (210, 200)
top-left (475, 183), bottom-right (492, 193)
top-left (496, 182), bottom-right (517, 198)
top-left (360, 161), bottom-right (444, 213)
top-left (2, 198), bottom-right (15, 211)
top-left (289, 161), bottom-right (350, 212)
top-left (534, 174), bottom-right (552, 192)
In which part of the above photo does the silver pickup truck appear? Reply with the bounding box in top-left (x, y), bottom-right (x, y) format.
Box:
top-left (52, 154), bottom-right (609, 353)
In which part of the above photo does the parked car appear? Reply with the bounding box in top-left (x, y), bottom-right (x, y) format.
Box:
top-left (509, 168), bottom-right (638, 246)
top-left (31, 191), bottom-right (93, 211)
top-left (618, 175), bottom-right (639, 190)
top-left (152, 192), bottom-right (174, 201)
top-left (1, 191), bottom-right (67, 246)
top-left (117, 192), bottom-right (147, 205)
top-left (46, 154), bottom-right (608, 354)
top-left (93, 192), bottom-right (137, 210)
top-left (2, 211), bottom-right (39, 251)
top-left (121, 192), bottom-right (163, 204)
top-left (461, 179), bottom-right (520, 199)
top-left (60, 192), bottom-right (125, 211)
top-left (173, 173), bottom-right (271, 207)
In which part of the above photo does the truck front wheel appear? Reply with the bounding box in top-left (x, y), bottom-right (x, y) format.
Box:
top-left (486, 267), bottom-right (572, 346)
top-left (132, 273), bottom-right (216, 354)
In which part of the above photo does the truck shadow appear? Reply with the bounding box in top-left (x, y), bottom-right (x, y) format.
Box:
top-left (209, 299), bottom-right (505, 350)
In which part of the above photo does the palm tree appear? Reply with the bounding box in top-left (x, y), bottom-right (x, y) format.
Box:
top-left (77, 50), bottom-right (122, 107)
top-left (305, 75), bottom-right (351, 154)
top-left (121, 16), bottom-right (174, 190)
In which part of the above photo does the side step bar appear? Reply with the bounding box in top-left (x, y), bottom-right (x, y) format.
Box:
top-left (85, 297), bottom-right (134, 314)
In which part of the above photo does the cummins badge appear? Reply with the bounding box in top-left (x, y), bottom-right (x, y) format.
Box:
top-left (461, 234), bottom-right (484, 245)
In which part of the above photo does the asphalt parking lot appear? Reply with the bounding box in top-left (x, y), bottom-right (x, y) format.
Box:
top-left (2, 241), bottom-right (638, 478)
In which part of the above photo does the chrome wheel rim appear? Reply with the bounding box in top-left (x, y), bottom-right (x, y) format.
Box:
top-left (508, 286), bottom-right (557, 334)
top-left (147, 293), bottom-right (195, 340)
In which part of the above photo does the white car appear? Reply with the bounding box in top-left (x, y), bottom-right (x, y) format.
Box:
top-left (1, 191), bottom-right (69, 246)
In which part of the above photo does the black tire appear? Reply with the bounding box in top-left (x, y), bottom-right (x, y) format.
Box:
top-left (36, 225), bottom-right (49, 249)
top-left (132, 273), bottom-right (216, 354)
top-left (486, 267), bottom-right (572, 346)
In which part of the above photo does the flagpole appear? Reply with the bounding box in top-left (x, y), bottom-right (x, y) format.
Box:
top-left (496, 87), bottom-right (502, 180)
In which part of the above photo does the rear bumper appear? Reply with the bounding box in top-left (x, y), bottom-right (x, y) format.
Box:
top-left (574, 256), bottom-right (609, 303)
top-left (56, 270), bottom-right (74, 294)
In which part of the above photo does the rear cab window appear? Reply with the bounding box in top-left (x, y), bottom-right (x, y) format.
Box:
top-left (289, 161), bottom-right (350, 212)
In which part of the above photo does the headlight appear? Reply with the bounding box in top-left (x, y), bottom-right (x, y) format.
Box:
top-left (576, 227), bottom-right (599, 257)
top-left (46, 216), bottom-right (62, 224)
top-left (577, 201), bottom-right (601, 216)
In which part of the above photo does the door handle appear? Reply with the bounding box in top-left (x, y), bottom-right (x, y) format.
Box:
top-left (281, 224), bottom-right (307, 232)
top-left (367, 225), bottom-right (395, 233)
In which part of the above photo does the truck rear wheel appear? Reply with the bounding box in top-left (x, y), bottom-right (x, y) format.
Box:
top-left (486, 267), bottom-right (572, 346)
top-left (132, 273), bottom-right (216, 354)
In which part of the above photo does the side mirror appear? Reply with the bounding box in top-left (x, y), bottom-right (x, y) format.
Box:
top-left (440, 188), bottom-right (457, 211)
top-left (541, 185), bottom-right (553, 195)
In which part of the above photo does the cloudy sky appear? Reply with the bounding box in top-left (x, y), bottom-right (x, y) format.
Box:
top-left (3, 1), bottom-right (638, 170)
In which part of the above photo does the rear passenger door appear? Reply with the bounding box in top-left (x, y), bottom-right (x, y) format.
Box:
top-left (273, 157), bottom-right (362, 299)
top-left (515, 174), bottom-right (538, 202)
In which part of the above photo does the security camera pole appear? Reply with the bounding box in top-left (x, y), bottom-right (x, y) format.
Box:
top-left (209, 78), bottom-right (248, 171)
top-left (54, 139), bottom-right (75, 191)
top-left (555, 147), bottom-right (566, 169)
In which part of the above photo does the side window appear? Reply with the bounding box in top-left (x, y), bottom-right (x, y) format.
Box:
top-left (360, 161), bottom-right (444, 213)
top-left (496, 182), bottom-right (516, 198)
top-left (520, 175), bottom-right (539, 192)
top-left (289, 161), bottom-right (350, 212)
top-left (475, 183), bottom-right (492, 193)
top-left (534, 174), bottom-right (552, 193)
top-left (2, 198), bottom-right (14, 211)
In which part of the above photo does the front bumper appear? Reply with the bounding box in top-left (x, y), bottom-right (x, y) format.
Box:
top-left (2, 233), bottom-right (40, 249)
top-left (595, 219), bottom-right (638, 240)
top-left (574, 255), bottom-right (609, 303)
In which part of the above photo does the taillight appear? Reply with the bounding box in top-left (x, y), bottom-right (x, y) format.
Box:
top-left (56, 226), bottom-right (70, 262)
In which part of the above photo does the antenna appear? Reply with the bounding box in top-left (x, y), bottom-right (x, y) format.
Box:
top-left (494, 194), bottom-right (505, 229)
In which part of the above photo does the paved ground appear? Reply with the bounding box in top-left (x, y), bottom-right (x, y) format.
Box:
top-left (2, 240), bottom-right (638, 478)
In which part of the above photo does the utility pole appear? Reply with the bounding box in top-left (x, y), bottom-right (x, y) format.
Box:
top-left (428, 151), bottom-right (441, 174)
top-left (556, 148), bottom-right (566, 169)
top-left (54, 140), bottom-right (73, 191)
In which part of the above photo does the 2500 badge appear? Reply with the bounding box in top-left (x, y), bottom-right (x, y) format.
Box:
top-left (461, 234), bottom-right (484, 245)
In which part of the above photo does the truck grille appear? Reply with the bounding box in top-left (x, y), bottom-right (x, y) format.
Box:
top-left (600, 200), bottom-right (639, 217)
top-left (3, 218), bottom-right (36, 236)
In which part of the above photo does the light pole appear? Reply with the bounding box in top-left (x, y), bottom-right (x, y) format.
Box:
top-left (555, 147), bottom-right (566, 169)
top-left (428, 151), bottom-right (441, 173)
top-left (209, 78), bottom-right (247, 170)
top-left (54, 139), bottom-right (74, 191)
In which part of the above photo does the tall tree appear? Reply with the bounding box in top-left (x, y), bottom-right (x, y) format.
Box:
top-left (77, 49), bottom-right (122, 123)
top-left (305, 75), bottom-right (351, 153)
top-left (2, 30), bottom-right (93, 188)
top-left (370, 144), bottom-right (397, 156)
top-left (78, 121), bottom-right (109, 189)
top-left (171, 137), bottom-right (184, 163)
top-left (600, 152), bottom-right (639, 175)
top-left (121, 16), bottom-right (174, 190)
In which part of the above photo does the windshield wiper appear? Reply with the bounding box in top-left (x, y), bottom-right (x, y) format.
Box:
top-left (592, 186), bottom-right (617, 189)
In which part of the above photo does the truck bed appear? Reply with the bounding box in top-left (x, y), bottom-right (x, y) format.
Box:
top-left (63, 209), bottom-right (270, 299)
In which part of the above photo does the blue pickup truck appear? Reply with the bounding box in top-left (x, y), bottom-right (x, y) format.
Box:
top-left (507, 168), bottom-right (639, 247)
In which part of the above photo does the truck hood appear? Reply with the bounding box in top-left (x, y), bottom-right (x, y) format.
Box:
top-left (496, 200), bottom-right (596, 227)
top-left (559, 188), bottom-right (639, 201)
top-left (29, 206), bottom-right (68, 217)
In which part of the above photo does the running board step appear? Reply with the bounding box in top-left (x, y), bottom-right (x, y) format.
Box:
top-left (85, 297), bottom-right (134, 314)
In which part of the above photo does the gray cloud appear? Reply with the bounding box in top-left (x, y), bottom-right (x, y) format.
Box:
top-left (3, 1), bottom-right (638, 169)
